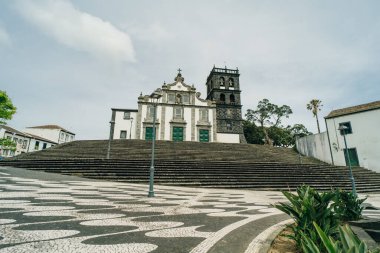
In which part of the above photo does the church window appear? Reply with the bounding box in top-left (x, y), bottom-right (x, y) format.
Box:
top-left (230, 94), bottom-right (235, 103)
top-left (200, 109), bottom-right (208, 122)
top-left (174, 107), bottom-right (183, 119)
top-left (182, 94), bottom-right (190, 104)
top-left (42, 143), bottom-right (47, 149)
top-left (219, 77), bottom-right (225, 86)
top-left (220, 93), bottom-right (226, 103)
top-left (228, 78), bottom-right (234, 87)
top-left (123, 112), bottom-right (131, 119)
top-left (168, 93), bottom-right (175, 103)
top-left (147, 106), bottom-right (155, 118)
top-left (120, 130), bottom-right (127, 139)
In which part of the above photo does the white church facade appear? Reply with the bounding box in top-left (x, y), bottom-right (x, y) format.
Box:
top-left (111, 67), bottom-right (246, 143)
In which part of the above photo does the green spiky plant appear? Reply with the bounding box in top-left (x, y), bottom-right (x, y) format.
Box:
top-left (274, 185), bottom-right (339, 249)
top-left (302, 222), bottom-right (380, 253)
top-left (332, 189), bottom-right (366, 222)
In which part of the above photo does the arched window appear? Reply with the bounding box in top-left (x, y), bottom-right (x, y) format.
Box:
top-left (219, 77), bottom-right (225, 86)
top-left (230, 94), bottom-right (235, 103)
top-left (220, 93), bottom-right (225, 102)
top-left (228, 78), bottom-right (234, 87)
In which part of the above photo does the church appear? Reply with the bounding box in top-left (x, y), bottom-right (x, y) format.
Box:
top-left (110, 66), bottom-right (246, 143)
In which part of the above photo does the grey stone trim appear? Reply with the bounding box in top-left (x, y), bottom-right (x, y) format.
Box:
top-left (160, 105), bottom-right (166, 140)
top-left (213, 107), bottom-right (217, 142)
top-left (142, 122), bottom-right (160, 141)
top-left (139, 101), bottom-right (215, 109)
top-left (191, 108), bottom-right (195, 141)
top-left (136, 103), bottom-right (143, 139)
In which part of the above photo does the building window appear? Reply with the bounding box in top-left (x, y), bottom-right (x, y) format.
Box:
top-left (42, 143), bottom-right (47, 149)
top-left (174, 107), bottom-right (183, 119)
top-left (199, 109), bottom-right (208, 122)
top-left (230, 94), bottom-right (235, 103)
top-left (65, 134), bottom-right (69, 141)
top-left (147, 106), bottom-right (155, 118)
top-left (70, 136), bottom-right (74, 141)
top-left (60, 132), bottom-right (65, 139)
top-left (228, 78), bottom-right (234, 87)
top-left (182, 94), bottom-right (190, 104)
top-left (168, 93), bottom-right (175, 103)
top-left (35, 141), bottom-right (40, 150)
top-left (219, 77), bottom-right (225, 86)
top-left (123, 112), bottom-right (131, 119)
top-left (120, 130), bottom-right (127, 139)
top-left (22, 140), bottom-right (28, 149)
top-left (339, 122), bottom-right (352, 135)
top-left (220, 93), bottom-right (226, 103)
top-left (13, 137), bottom-right (18, 143)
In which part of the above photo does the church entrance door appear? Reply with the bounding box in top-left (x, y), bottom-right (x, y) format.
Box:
top-left (173, 127), bottom-right (184, 141)
top-left (199, 129), bottom-right (209, 142)
top-left (145, 127), bottom-right (156, 141)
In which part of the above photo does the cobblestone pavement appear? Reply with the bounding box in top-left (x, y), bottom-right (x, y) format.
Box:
top-left (1, 167), bottom-right (379, 253)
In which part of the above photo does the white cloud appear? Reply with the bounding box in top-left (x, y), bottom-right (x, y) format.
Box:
top-left (14, 0), bottom-right (135, 62)
top-left (0, 25), bottom-right (11, 46)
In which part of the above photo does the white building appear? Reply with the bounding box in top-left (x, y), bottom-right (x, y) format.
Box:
top-left (297, 100), bottom-right (380, 173)
top-left (111, 67), bottom-right (246, 143)
top-left (0, 125), bottom-right (57, 157)
top-left (24, 125), bottom-right (75, 144)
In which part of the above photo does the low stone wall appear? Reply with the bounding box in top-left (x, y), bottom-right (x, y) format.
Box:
top-left (296, 132), bottom-right (332, 164)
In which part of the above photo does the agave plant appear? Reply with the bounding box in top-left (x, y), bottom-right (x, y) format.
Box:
top-left (274, 185), bottom-right (339, 249)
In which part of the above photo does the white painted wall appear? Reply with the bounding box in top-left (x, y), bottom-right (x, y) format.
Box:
top-left (326, 109), bottom-right (380, 172)
top-left (296, 132), bottom-right (332, 163)
top-left (27, 138), bottom-right (55, 153)
top-left (217, 133), bottom-right (240, 143)
top-left (113, 111), bottom-right (137, 139)
top-left (24, 128), bottom-right (75, 144)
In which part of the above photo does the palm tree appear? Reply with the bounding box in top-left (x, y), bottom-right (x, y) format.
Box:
top-left (307, 99), bottom-right (323, 133)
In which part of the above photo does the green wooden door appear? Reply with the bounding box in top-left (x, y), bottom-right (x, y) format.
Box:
top-left (199, 129), bottom-right (209, 142)
top-left (172, 127), bottom-right (184, 141)
top-left (344, 148), bottom-right (360, 167)
top-left (145, 127), bottom-right (154, 140)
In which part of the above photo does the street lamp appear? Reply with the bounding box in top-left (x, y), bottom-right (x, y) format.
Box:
top-left (129, 117), bottom-right (134, 139)
top-left (338, 125), bottom-right (357, 196)
top-left (107, 120), bottom-right (115, 159)
top-left (148, 88), bottom-right (162, 197)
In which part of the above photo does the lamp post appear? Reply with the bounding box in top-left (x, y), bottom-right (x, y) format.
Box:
top-left (148, 89), bottom-right (162, 197)
top-left (338, 125), bottom-right (357, 196)
top-left (129, 117), bottom-right (134, 139)
top-left (107, 120), bottom-right (115, 159)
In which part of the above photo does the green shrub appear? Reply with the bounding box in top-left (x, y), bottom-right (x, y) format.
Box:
top-left (274, 185), bottom-right (339, 250)
top-left (332, 189), bottom-right (366, 222)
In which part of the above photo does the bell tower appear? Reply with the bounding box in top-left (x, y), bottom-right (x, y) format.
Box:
top-left (206, 66), bottom-right (246, 143)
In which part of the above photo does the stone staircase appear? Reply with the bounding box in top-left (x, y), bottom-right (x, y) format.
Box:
top-left (2, 140), bottom-right (380, 192)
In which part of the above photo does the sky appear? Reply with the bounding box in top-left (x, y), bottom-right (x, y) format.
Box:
top-left (1, 0), bottom-right (379, 139)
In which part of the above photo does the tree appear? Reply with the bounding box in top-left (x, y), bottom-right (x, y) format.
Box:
top-left (243, 120), bottom-right (265, 145)
top-left (0, 91), bottom-right (17, 157)
top-left (306, 99), bottom-right (323, 133)
top-left (0, 90), bottom-right (17, 124)
top-left (246, 99), bottom-right (293, 145)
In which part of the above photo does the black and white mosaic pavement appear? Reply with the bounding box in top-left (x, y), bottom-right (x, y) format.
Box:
top-left (0, 167), bottom-right (379, 253)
